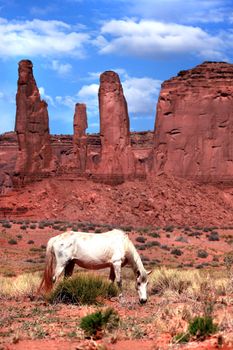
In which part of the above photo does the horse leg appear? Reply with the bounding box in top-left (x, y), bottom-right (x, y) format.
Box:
top-left (64, 260), bottom-right (75, 278)
top-left (113, 261), bottom-right (122, 292)
top-left (109, 266), bottom-right (116, 283)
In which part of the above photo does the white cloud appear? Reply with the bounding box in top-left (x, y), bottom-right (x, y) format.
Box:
top-left (0, 18), bottom-right (90, 58)
top-left (122, 76), bottom-right (161, 115)
top-left (51, 60), bottom-right (72, 75)
top-left (39, 87), bottom-right (55, 106)
top-left (122, 0), bottom-right (232, 23)
top-left (55, 95), bottom-right (76, 109)
top-left (98, 19), bottom-right (226, 60)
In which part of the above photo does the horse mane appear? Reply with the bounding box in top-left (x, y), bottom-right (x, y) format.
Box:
top-left (125, 235), bottom-right (147, 277)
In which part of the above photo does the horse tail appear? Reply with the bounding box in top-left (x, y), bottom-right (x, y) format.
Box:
top-left (38, 240), bottom-right (55, 294)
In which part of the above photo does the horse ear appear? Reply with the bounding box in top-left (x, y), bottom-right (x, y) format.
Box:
top-left (146, 270), bottom-right (152, 276)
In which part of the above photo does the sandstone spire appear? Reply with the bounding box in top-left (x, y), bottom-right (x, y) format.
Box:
top-left (97, 71), bottom-right (135, 182)
top-left (15, 60), bottom-right (52, 178)
top-left (73, 103), bottom-right (88, 172)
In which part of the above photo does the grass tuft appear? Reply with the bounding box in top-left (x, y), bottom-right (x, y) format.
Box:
top-left (48, 273), bottom-right (119, 305)
top-left (80, 307), bottom-right (120, 337)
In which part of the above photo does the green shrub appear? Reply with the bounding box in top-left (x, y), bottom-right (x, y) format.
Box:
top-left (136, 236), bottom-right (146, 243)
top-left (27, 240), bottom-right (34, 244)
top-left (188, 316), bottom-right (217, 339)
top-left (80, 307), bottom-right (120, 337)
top-left (30, 224), bottom-right (37, 229)
top-left (164, 225), bottom-right (174, 232)
top-left (8, 239), bottom-right (17, 245)
top-left (48, 273), bottom-right (119, 305)
top-left (95, 228), bottom-right (102, 233)
top-left (208, 231), bottom-right (219, 241)
top-left (2, 222), bottom-right (12, 228)
top-left (171, 248), bottom-right (183, 256)
top-left (197, 250), bottom-right (208, 258)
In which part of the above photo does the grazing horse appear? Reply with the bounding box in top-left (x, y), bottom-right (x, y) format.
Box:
top-left (39, 229), bottom-right (151, 304)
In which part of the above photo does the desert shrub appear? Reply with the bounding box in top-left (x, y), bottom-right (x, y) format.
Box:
top-left (20, 224), bottom-right (27, 230)
top-left (136, 245), bottom-right (146, 250)
top-left (8, 239), bottom-right (17, 245)
top-left (149, 232), bottom-right (160, 238)
top-left (188, 316), bottom-right (217, 339)
top-left (197, 250), bottom-right (208, 259)
top-left (122, 226), bottom-right (133, 232)
top-left (224, 251), bottom-right (233, 270)
top-left (30, 247), bottom-right (42, 252)
top-left (95, 228), bottom-right (102, 233)
top-left (161, 244), bottom-right (170, 251)
top-left (175, 236), bottom-right (188, 243)
top-left (48, 273), bottom-right (118, 305)
top-left (2, 222), bottom-right (11, 228)
top-left (146, 240), bottom-right (161, 248)
top-left (174, 316), bottom-right (217, 343)
top-left (171, 248), bottom-right (183, 256)
top-left (80, 307), bottom-right (120, 337)
top-left (27, 240), bottom-right (34, 245)
top-left (164, 225), bottom-right (174, 232)
top-left (188, 231), bottom-right (202, 237)
top-left (208, 231), bottom-right (219, 241)
top-left (136, 236), bottom-right (147, 243)
top-left (166, 234), bottom-right (171, 238)
top-left (16, 234), bottom-right (22, 239)
top-left (30, 224), bottom-right (37, 229)
top-left (40, 244), bottom-right (46, 250)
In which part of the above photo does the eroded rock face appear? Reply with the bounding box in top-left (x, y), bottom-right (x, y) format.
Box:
top-left (154, 61), bottom-right (233, 182)
top-left (15, 60), bottom-right (52, 180)
top-left (73, 103), bottom-right (88, 172)
top-left (97, 71), bottom-right (135, 182)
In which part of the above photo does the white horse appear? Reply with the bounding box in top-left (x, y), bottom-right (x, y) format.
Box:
top-left (39, 229), bottom-right (151, 304)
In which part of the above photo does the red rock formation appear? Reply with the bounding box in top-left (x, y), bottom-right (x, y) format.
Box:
top-left (97, 71), bottom-right (135, 183)
top-left (154, 61), bottom-right (233, 182)
top-left (73, 103), bottom-right (88, 172)
top-left (14, 60), bottom-right (52, 181)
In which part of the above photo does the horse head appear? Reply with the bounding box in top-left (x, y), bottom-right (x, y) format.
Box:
top-left (135, 269), bottom-right (152, 304)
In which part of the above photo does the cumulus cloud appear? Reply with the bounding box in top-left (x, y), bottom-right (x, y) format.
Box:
top-left (97, 19), bottom-right (226, 60)
top-left (122, 0), bottom-right (232, 23)
top-left (51, 60), bottom-right (72, 75)
top-left (39, 87), bottom-right (55, 106)
top-left (0, 18), bottom-right (90, 58)
top-left (122, 76), bottom-right (161, 116)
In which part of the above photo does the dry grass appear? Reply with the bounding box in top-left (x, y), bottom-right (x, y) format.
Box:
top-left (149, 268), bottom-right (229, 300)
top-left (0, 272), bottom-right (41, 298)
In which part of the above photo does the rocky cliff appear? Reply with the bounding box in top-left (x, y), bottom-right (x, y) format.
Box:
top-left (14, 60), bottom-right (53, 184)
top-left (2, 60), bottom-right (233, 193)
top-left (154, 61), bottom-right (233, 182)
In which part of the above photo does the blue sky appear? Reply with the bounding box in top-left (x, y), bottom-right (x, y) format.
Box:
top-left (1, 0), bottom-right (233, 134)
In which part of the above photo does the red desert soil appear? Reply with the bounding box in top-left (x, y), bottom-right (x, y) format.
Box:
top-left (1, 174), bottom-right (233, 227)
